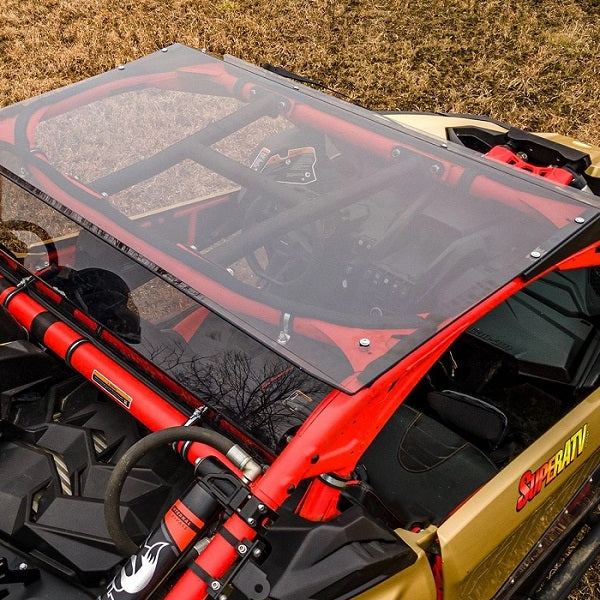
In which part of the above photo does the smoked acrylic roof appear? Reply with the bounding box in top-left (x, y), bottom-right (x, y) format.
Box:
top-left (0, 44), bottom-right (599, 393)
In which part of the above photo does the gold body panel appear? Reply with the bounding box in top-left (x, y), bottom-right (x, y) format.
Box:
top-left (384, 113), bottom-right (600, 179)
top-left (437, 389), bottom-right (599, 599)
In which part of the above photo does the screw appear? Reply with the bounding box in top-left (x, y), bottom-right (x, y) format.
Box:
top-left (161, 47), bottom-right (168, 52)
top-left (530, 250), bottom-right (542, 258)
top-left (247, 517), bottom-right (256, 527)
top-left (441, 143), bottom-right (448, 149)
top-left (253, 548), bottom-right (262, 558)
top-left (219, 595), bottom-right (228, 600)
top-left (257, 503), bottom-right (266, 513)
top-left (237, 544), bottom-right (247, 555)
top-left (18, 562), bottom-right (28, 570)
top-left (359, 338), bottom-right (371, 348)
top-left (391, 147), bottom-right (401, 158)
top-left (211, 580), bottom-right (221, 591)
top-left (431, 164), bottom-right (442, 175)
top-left (117, 65), bottom-right (125, 71)
top-left (575, 217), bottom-right (586, 224)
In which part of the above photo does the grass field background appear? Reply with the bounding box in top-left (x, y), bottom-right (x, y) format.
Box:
top-left (0, 0), bottom-right (599, 596)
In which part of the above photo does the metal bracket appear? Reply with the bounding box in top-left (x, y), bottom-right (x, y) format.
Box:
top-left (204, 539), bottom-right (270, 600)
top-left (173, 406), bottom-right (209, 459)
top-left (197, 469), bottom-right (276, 529)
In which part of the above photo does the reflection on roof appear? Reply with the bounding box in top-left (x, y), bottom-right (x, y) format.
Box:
top-left (0, 44), bottom-right (598, 393)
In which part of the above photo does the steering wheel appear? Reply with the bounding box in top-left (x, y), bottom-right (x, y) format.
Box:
top-left (0, 219), bottom-right (58, 268)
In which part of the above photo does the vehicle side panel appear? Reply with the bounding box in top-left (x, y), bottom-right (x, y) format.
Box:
top-left (437, 389), bottom-right (600, 599)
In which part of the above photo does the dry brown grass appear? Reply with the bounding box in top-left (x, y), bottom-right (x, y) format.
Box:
top-left (1, 0), bottom-right (600, 144)
top-left (0, 0), bottom-right (599, 597)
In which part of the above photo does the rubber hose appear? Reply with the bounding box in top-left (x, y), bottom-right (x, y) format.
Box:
top-left (104, 426), bottom-right (236, 556)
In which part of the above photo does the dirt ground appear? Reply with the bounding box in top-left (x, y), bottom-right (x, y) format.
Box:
top-left (0, 0), bottom-right (599, 596)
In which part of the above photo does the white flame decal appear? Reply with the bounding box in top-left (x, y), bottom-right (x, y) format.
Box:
top-left (112, 541), bottom-right (171, 595)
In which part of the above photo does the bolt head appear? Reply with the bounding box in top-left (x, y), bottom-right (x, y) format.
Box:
top-left (18, 562), bottom-right (28, 570)
top-left (359, 338), bottom-right (371, 348)
top-left (211, 580), bottom-right (221, 591)
top-left (575, 216), bottom-right (586, 224)
top-left (237, 544), bottom-right (247, 554)
top-left (253, 548), bottom-right (262, 558)
top-left (247, 517), bottom-right (256, 526)
top-left (530, 250), bottom-right (542, 259)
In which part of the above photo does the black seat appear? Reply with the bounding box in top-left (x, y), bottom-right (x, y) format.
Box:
top-left (356, 404), bottom-right (497, 528)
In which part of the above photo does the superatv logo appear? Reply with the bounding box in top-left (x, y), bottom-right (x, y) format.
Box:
top-left (516, 424), bottom-right (588, 511)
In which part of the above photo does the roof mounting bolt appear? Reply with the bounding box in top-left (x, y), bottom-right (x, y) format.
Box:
top-left (391, 147), bottom-right (402, 158)
top-left (211, 580), bottom-right (221, 591)
top-left (161, 47), bottom-right (168, 52)
top-left (18, 562), bottom-right (28, 570)
top-left (257, 503), bottom-right (267, 513)
top-left (247, 517), bottom-right (257, 527)
top-left (359, 338), bottom-right (371, 348)
top-left (237, 544), bottom-right (247, 555)
top-left (530, 250), bottom-right (542, 259)
top-left (575, 217), bottom-right (585, 224)
top-left (441, 143), bottom-right (448, 149)
top-left (117, 65), bottom-right (125, 71)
